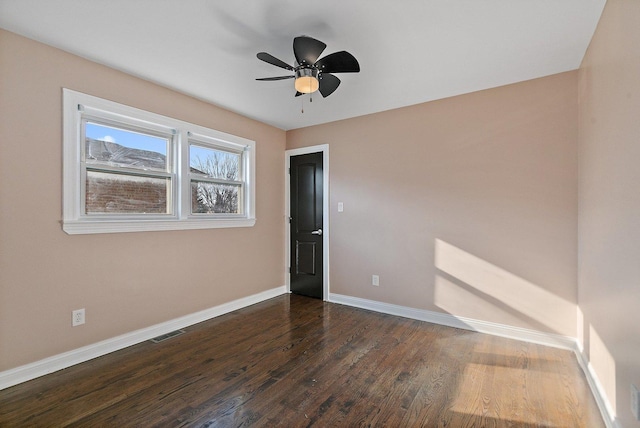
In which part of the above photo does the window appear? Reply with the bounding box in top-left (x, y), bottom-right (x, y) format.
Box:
top-left (189, 139), bottom-right (243, 215)
top-left (84, 121), bottom-right (174, 215)
top-left (63, 89), bottom-right (255, 234)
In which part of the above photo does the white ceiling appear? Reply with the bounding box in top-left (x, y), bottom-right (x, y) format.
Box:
top-left (0, 0), bottom-right (605, 131)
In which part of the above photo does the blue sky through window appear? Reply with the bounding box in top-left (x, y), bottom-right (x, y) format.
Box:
top-left (190, 145), bottom-right (215, 167)
top-left (86, 122), bottom-right (167, 156)
top-left (85, 123), bottom-right (240, 171)
top-left (189, 144), bottom-right (240, 176)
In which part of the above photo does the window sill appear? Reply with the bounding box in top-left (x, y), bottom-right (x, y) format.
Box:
top-left (62, 217), bottom-right (256, 235)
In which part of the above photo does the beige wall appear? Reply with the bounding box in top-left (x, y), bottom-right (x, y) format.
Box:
top-left (6, 10), bottom-right (636, 424)
top-left (288, 72), bottom-right (579, 337)
top-left (578, 0), bottom-right (640, 426)
top-left (0, 30), bottom-right (286, 371)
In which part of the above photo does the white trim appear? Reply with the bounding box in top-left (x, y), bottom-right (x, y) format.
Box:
top-left (0, 285), bottom-right (286, 390)
top-left (0, 287), bottom-right (619, 428)
top-left (63, 217), bottom-right (256, 235)
top-left (285, 145), bottom-right (330, 300)
top-left (329, 292), bottom-right (618, 427)
top-left (62, 89), bottom-right (256, 234)
top-left (329, 293), bottom-right (576, 349)
top-left (573, 347), bottom-right (621, 428)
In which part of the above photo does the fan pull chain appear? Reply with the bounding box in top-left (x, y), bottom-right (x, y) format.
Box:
top-left (301, 96), bottom-right (304, 114)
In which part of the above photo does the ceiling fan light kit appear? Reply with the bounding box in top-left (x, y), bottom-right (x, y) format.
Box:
top-left (294, 68), bottom-right (319, 94)
top-left (256, 35), bottom-right (360, 99)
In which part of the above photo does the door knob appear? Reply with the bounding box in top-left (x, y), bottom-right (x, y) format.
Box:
top-left (311, 228), bottom-right (323, 236)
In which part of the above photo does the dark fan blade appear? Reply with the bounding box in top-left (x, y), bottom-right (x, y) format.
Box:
top-left (295, 91), bottom-right (303, 97)
top-left (257, 52), bottom-right (294, 71)
top-left (293, 36), bottom-right (326, 65)
top-left (256, 75), bottom-right (294, 81)
top-left (318, 73), bottom-right (341, 97)
top-left (315, 51), bottom-right (360, 73)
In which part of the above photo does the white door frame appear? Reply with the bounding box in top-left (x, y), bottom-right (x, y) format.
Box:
top-left (285, 144), bottom-right (330, 300)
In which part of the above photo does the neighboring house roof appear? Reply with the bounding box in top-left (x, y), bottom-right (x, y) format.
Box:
top-left (85, 138), bottom-right (206, 174)
top-left (85, 138), bottom-right (166, 170)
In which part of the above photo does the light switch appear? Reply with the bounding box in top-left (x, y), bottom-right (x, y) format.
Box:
top-left (338, 202), bottom-right (344, 212)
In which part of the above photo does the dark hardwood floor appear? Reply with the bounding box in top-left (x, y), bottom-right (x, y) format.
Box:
top-left (0, 294), bottom-right (604, 427)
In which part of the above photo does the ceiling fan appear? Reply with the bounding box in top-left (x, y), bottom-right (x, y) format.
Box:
top-left (256, 35), bottom-right (360, 98)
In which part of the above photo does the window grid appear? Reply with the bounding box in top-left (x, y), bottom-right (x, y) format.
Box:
top-left (63, 89), bottom-right (256, 234)
top-left (188, 141), bottom-right (245, 216)
top-left (80, 118), bottom-right (176, 217)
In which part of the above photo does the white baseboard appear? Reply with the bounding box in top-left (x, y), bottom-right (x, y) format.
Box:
top-left (573, 347), bottom-right (621, 428)
top-left (0, 285), bottom-right (287, 391)
top-left (329, 293), bottom-right (618, 428)
top-left (1, 287), bottom-right (619, 428)
top-left (329, 293), bottom-right (576, 350)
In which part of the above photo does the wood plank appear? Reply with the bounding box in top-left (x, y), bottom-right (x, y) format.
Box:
top-left (0, 295), bottom-right (605, 427)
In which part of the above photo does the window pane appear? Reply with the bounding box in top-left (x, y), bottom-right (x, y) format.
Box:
top-left (190, 145), bottom-right (240, 181)
top-left (191, 181), bottom-right (240, 214)
top-left (86, 171), bottom-right (171, 214)
top-left (85, 122), bottom-right (168, 171)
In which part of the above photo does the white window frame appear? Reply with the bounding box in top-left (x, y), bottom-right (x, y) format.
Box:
top-left (63, 89), bottom-right (256, 234)
top-left (187, 133), bottom-right (247, 217)
top-left (81, 112), bottom-right (178, 219)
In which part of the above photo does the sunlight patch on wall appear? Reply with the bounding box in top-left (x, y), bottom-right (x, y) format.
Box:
top-left (434, 274), bottom-right (534, 331)
top-left (434, 239), bottom-right (575, 334)
top-left (577, 305), bottom-right (585, 353)
top-left (589, 325), bottom-right (617, 417)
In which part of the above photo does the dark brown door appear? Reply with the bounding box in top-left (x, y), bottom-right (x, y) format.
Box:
top-left (290, 152), bottom-right (323, 299)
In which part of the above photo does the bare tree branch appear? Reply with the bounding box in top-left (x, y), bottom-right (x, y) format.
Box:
top-left (191, 152), bottom-right (239, 213)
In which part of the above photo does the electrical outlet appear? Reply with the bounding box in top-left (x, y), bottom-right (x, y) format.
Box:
top-left (632, 384), bottom-right (640, 420)
top-left (372, 275), bottom-right (379, 286)
top-left (72, 308), bottom-right (85, 327)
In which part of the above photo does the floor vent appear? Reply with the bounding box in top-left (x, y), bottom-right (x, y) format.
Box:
top-left (150, 329), bottom-right (186, 343)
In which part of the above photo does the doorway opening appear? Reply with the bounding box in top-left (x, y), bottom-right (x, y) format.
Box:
top-left (285, 144), bottom-right (329, 300)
